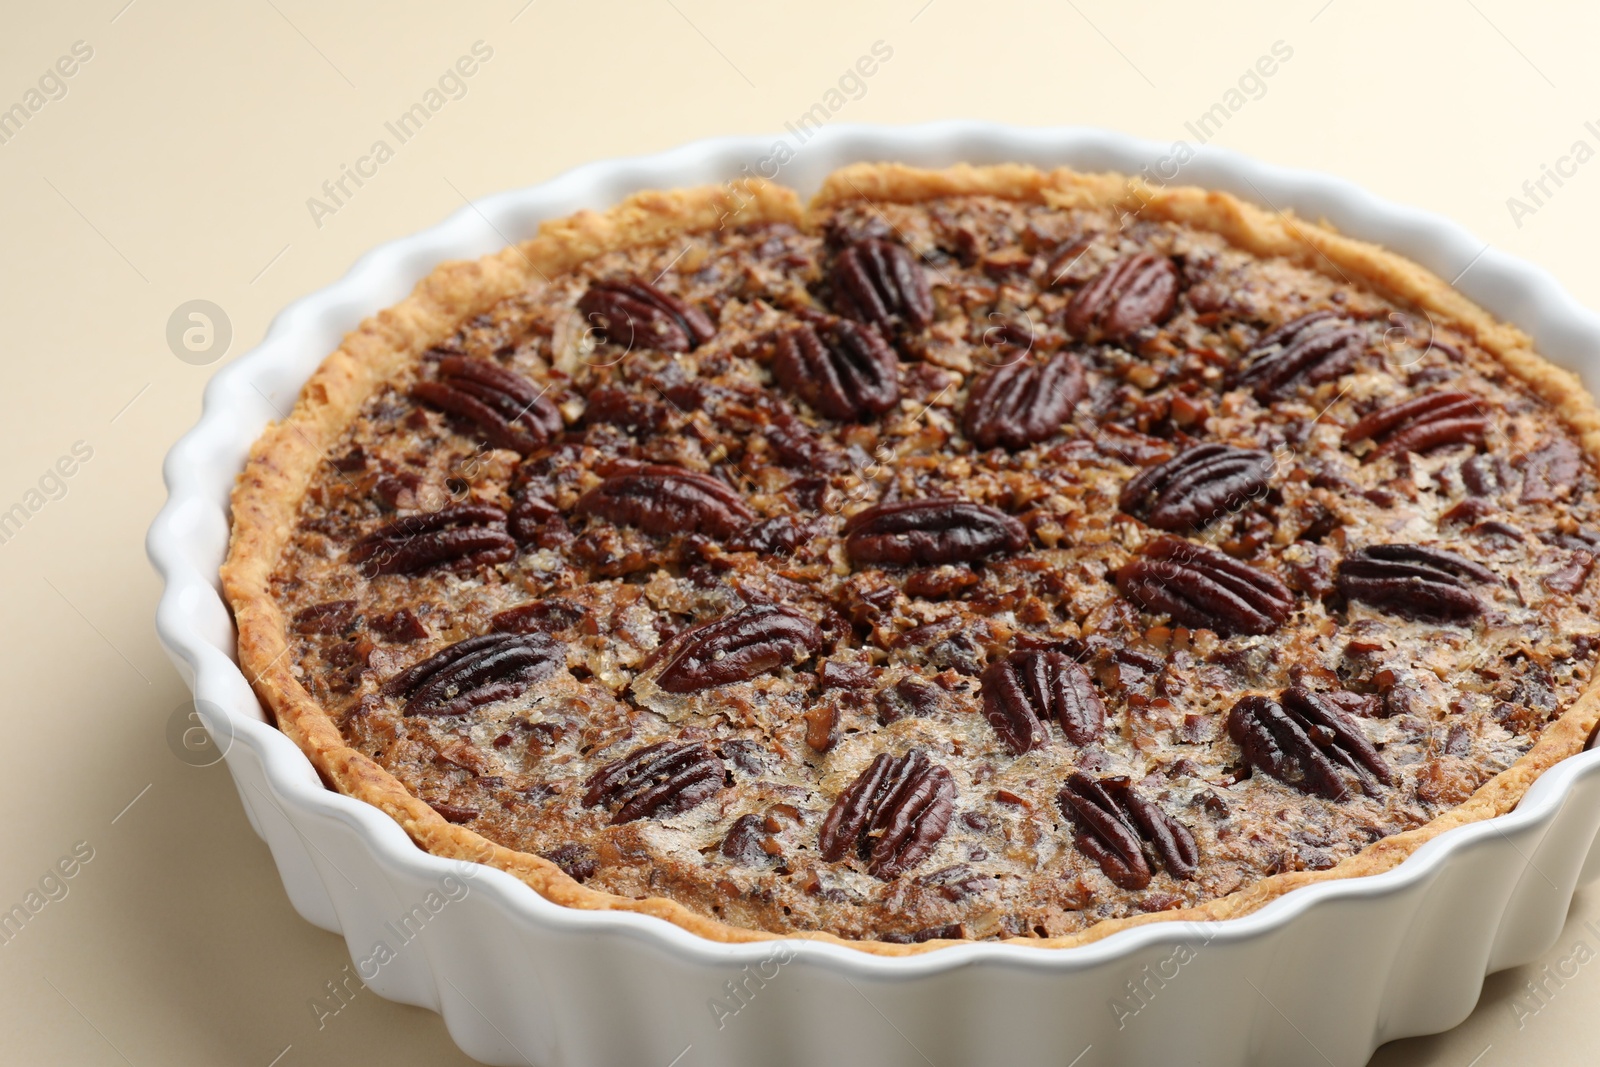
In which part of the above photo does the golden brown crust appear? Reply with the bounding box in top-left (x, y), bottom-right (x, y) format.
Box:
top-left (223, 164), bottom-right (1600, 955)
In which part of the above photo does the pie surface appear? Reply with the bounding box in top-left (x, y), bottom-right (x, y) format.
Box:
top-left (222, 163), bottom-right (1600, 952)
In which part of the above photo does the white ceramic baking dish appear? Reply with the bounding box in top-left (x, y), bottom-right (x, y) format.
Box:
top-left (149, 122), bottom-right (1600, 1067)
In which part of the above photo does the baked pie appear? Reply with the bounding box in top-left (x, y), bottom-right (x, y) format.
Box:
top-left (223, 163), bottom-right (1600, 953)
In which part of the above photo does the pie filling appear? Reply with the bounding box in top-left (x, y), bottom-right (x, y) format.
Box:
top-left (265, 189), bottom-right (1600, 944)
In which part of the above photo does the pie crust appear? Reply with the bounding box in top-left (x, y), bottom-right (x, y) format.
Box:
top-left (222, 163), bottom-right (1600, 955)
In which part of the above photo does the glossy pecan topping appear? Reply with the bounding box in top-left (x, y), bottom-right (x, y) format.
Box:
top-left (1063, 252), bottom-right (1179, 341)
top-left (383, 632), bottom-right (565, 717)
top-left (653, 604), bottom-right (823, 693)
top-left (818, 748), bottom-right (956, 879)
top-left (962, 351), bottom-right (1086, 450)
top-left (831, 238), bottom-right (934, 333)
top-left (1227, 686), bottom-right (1393, 800)
top-left (411, 357), bottom-right (562, 456)
top-left (1344, 391), bottom-right (1488, 460)
top-left (1059, 773), bottom-right (1198, 890)
top-left (844, 498), bottom-right (1028, 567)
top-left (1119, 443), bottom-right (1275, 531)
top-left (1337, 543), bottom-right (1496, 621)
top-left (772, 315), bottom-right (900, 421)
top-left (576, 277), bottom-right (715, 353)
top-left (980, 650), bottom-right (1105, 754)
top-left (1234, 311), bottom-right (1365, 401)
top-left (349, 503), bottom-right (515, 576)
top-left (1116, 536), bottom-right (1295, 636)
top-left (583, 740), bottom-right (725, 823)
top-left (575, 465), bottom-right (755, 540)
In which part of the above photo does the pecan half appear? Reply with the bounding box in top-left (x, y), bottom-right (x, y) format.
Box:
top-left (1059, 773), bottom-right (1198, 890)
top-left (818, 748), bottom-right (956, 879)
top-left (383, 632), bottom-right (565, 717)
top-left (1227, 686), bottom-right (1394, 800)
top-left (292, 600), bottom-right (356, 635)
top-left (575, 465), bottom-right (755, 540)
top-left (761, 402), bottom-right (848, 472)
top-left (1116, 536), bottom-right (1295, 636)
top-left (491, 596), bottom-right (584, 634)
top-left (832, 238), bottom-right (934, 333)
top-left (845, 498), bottom-right (1028, 567)
top-left (917, 862), bottom-right (999, 902)
top-left (1234, 311), bottom-right (1365, 401)
top-left (371, 607), bottom-right (429, 642)
top-left (583, 384), bottom-right (669, 437)
top-left (411, 357), bottom-right (562, 456)
top-left (507, 487), bottom-right (565, 545)
top-left (876, 676), bottom-right (943, 724)
top-left (582, 740), bottom-right (725, 823)
top-left (722, 813), bottom-right (780, 865)
top-left (541, 843), bottom-right (598, 881)
top-left (653, 604), bottom-right (823, 693)
top-left (962, 351), bottom-right (1087, 450)
top-left (772, 315), bottom-right (900, 422)
top-left (1063, 253), bottom-right (1179, 341)
top-left (1119, 443), bottom-right (1275, 531)
top-left (980, 650), bottom-right (1106, 753)
top-left (1460, 453), bottom-right (1510, 498)
top-left (1337, 543), bottom-right (1496, 621)
top-left (349, 503), bottom-right (515, 576)
top-left (576, 277), bottom-right (716, 353)
top-left (1544, 550), bottom-right (1595, 595)
top-left (726, 514), bottom-right (823, 555)
top-left (1519, 437), bottom-right (1583, 504)
top-left (1344, 391), bottom-right (1488, 460)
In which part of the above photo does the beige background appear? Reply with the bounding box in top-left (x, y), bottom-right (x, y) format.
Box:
top-left (3, 0), bottom-right (1599, 1063)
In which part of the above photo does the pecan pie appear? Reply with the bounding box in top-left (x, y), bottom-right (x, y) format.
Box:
top-left (222, 164), bottom-right (1600, 954)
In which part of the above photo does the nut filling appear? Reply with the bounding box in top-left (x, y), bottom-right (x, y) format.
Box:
top-left (264, 189), bottom-right (1600, 944)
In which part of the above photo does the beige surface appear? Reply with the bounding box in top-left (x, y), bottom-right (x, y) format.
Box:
top-left (3, 0), bottom-right (1600, 1063)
